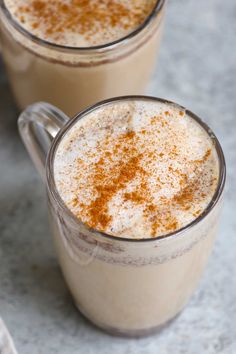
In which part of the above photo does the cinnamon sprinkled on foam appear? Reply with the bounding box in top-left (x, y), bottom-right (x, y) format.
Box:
top-left (54, 101), bottom-right (219, 239)
top-left (5, 0), bottom-right (156, 46)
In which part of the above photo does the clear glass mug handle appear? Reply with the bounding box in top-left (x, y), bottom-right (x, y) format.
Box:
top-left (18, 104), bottom-right (98, 266)
top-left (18, 102), bottom-right (69, 181)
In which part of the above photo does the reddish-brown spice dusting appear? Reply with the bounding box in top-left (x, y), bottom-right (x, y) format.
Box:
top-left (77, 130), bottom-right (213, 236)
top-left (173, 183), bottom-right (195, 207)
top-left (18, 0), bottom-right (155, 42)
top-left (61, 106), bottom-right (216, 238)
top-left (124, 191), bottom-right (145, 204)
top-left (78, 131), bottom-right (144, 230)
top-left (193, 149), bottom-right (212, 165)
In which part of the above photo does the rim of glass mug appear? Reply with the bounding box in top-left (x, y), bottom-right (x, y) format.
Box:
top-left (46, 95), bottom-right (226, 243)
top-left (0, 0), bottom-right (165, 53)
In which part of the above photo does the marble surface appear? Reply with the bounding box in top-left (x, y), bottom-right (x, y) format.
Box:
top-left (0, 0), bottom-right (236, 353)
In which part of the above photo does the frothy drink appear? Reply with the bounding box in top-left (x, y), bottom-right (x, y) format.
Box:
top-left (5, 0), bottom-right (156, 46)
top-left (54, 100), bottom-right (219, 238)
top-left (0, 0), bottom-right (165, 115)
top-left (48, 98), bottom-right (223, 335)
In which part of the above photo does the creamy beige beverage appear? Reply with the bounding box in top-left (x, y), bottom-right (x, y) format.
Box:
top-left (18, 97), bottom-right (225, 335)
top-left (46, 98), bottom-right (223, 335)
top-left (0, 0), bottom-right (165, 116)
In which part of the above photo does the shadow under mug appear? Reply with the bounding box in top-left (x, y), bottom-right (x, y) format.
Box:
top-left (0, 0), bottom-right (165, 117)
top-left (18, 96), bottom-right (226, 337)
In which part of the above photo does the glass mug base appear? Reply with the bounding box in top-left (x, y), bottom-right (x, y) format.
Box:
top-left (18, 97), bottom-right (225, 336)
top-left (75, 302), bottom-right (182, 337)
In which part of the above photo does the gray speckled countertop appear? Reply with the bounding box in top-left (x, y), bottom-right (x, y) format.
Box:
top-left (0, 0), bottom-right (236, 353)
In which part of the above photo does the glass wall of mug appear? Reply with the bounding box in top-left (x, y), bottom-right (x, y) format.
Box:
top-left (0, 0), bottom-right (166, 117)
top-left (18, 97), bottom-right (226, 337)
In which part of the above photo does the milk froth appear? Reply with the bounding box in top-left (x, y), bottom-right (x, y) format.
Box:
top-left (4, 0), bottom-right (156, 46)
top-left (54, 100), bottom-right (219, 239)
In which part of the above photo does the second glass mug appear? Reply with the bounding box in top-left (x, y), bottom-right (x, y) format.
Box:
top-left (18, 96), bottom-right (225, 337)
top-left (0, 0), bottom-right (165, 117)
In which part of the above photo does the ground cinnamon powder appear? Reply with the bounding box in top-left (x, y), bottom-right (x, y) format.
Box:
top-left (55, 103), bottom-right (217, 238)
top-left (75, 131), bottom-right (145, 230)
top-left (18, 0), bottom-right (155, 42)
top-left (71, 119), bottom-right (213, 236)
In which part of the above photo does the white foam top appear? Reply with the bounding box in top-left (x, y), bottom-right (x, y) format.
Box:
top-left (4, 0), bottom-right (156, 47)
top-left (54, 99), bottom-right (219, 239)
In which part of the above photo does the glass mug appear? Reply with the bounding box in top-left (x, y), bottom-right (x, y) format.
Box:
top-left (18, 96), bottom-right (226, 337)
top-left (0, 0), bottom-right (165, 117)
